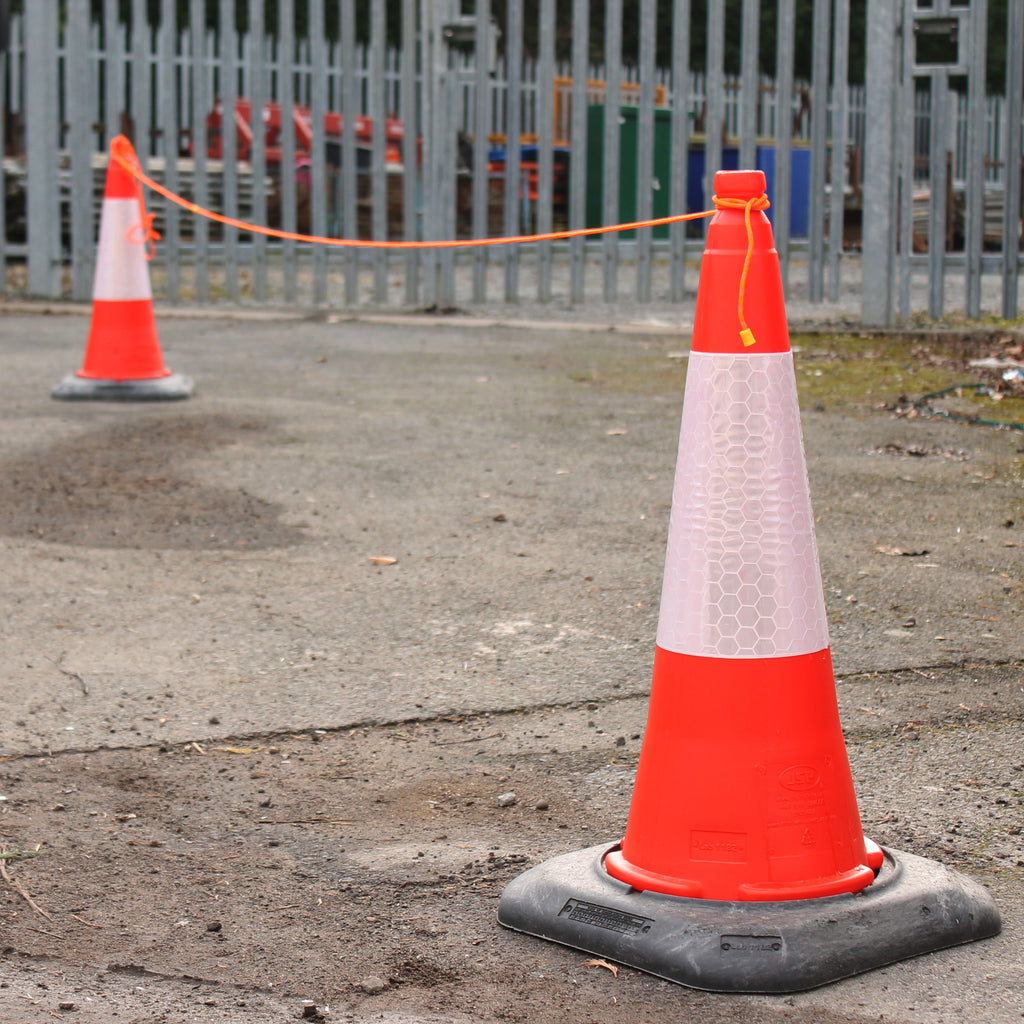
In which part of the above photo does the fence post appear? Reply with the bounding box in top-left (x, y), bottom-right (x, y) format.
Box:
top-left (568, 0), bottom-right (589, 304)
top-left (963, 0), bottom-right (987, 319)
top-left (808, 0), bottom-right (831, 303)
top-left (861, 0), bottom-right (900, 327)
top-left (704, 0), bottom-right (725, 215)
top-left (536, 0), bottom-right (555, 303)
top-left (602, 0), bottom-right (623, 302)
top-left (221, 0), bottom-right (241, 304)
top-left (402, 0), bottom-right (420, 305)
top-left (341, 2), bottom-right (359, 304)
top-left (309, 0), bottom-right (328, 305)
top-left (897, 0), bottom-right (914, 318)
top-left (472, 0), bottom-right (492, 303)
top-left (828, 0), bottom-right (850, 302)
top-left (774, 0), bottom-right (795, 293)
top-left (738, 0), bottom-right (759, 171)
top-left (669, 0), bottom-right (691, 303)
top-left (635, 0), bottom-right (656, 302)
top-left (68, 0), bottom-right (95, 302)
top-left (504, 0), bottom-right (523, 302)
top-left (132, 0), bottom-right (151, 160)
top-left (1002, 0), bottom-right (1023, 319)
top-left (370, 0), bottom-right (388, 303)
top-left (190, 0), bottom-right (211, 302)
top-left (25, 2), bottom-right (61, 298)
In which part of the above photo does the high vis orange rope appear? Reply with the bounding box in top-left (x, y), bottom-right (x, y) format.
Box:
top-left (109, 136), bottom-right (770, 346)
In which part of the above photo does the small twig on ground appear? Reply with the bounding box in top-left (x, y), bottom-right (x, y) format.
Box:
top-left (0, 846), bottom-right (52, 920)
top-left (431, 731), bottom-right (504, 746)
top-left (0, 848), bottom-right (40, 861)
top-left (263, 818), bottom-right (355, 825)
top-left (70, 914), bottom-right (103, 928)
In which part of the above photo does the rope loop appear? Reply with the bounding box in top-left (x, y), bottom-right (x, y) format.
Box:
top-left (112, 136), bottom-right (161, 260)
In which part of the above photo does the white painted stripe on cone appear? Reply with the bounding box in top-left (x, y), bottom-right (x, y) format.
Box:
top-left (92, 198), bottom-right (153, 302)
top-left (656, 350), bottom-right (830, 659)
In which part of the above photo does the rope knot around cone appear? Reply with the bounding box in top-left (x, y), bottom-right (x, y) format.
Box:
top-left (710, 191), bottom-right (772, 349)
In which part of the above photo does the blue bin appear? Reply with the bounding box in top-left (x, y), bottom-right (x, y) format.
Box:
top-left (757, 145), bottom-right (811, 238)
top-left (687, 144), bottom-right (811, 238)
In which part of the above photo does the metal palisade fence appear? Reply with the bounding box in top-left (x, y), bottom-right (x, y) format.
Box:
top-left (12, 1), bottom-right (1024, 322)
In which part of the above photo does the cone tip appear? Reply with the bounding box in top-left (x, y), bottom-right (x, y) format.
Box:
top-left (714, 169), bottom-right (767, 201)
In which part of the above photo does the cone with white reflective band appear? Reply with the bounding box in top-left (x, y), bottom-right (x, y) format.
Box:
top-left (53, 136), bottom-right (192, 400)
top-left (497, 170), bottom-right (1000, 992)
top-left (603, 169), bottom-right (878, 903)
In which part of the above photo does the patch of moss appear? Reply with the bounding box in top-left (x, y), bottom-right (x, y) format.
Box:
top-left (563, 331), bottom-right (1024, 428)
top-left (791, 333), bottom-right (953, 410)
top-left (792, 333), bottom-right (1024, 426)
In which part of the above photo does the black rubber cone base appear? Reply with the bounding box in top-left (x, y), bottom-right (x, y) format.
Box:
top-left (52, 373), bottom-right (193, 401)
top-left (497, 843), bottom-right (1000, 993)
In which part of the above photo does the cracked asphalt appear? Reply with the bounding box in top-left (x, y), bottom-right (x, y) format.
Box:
top-left (0, 307), bottom-right (1021, 1023)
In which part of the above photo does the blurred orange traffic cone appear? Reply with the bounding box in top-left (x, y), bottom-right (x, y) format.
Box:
top-left (498, 170), bottom-right (1000, 992)
top-left (53, 135), bottom-right (192, 400)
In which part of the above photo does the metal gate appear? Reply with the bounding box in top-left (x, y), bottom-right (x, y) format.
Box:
top-left (862, 0), bottom-right (1023, 324)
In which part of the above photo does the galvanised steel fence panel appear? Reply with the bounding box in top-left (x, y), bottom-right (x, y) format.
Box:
top-left (881, 0), bottom-right (1016, 325)
top-left (14, 1), bottom-right (1024, 320)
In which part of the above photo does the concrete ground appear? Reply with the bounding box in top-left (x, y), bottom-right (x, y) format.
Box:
top-left (0, 304), bottom-right (1021, 1023)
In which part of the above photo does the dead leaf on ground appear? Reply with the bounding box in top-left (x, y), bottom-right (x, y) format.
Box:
top-left (874, 545), bottom-right (930, 557)
top-left (582, 958), bottom-right (619, 977)
top-left (605, 428), bottom-right (628, 436)
top-left (369, 556), bottom-right (398, 566)
top-left (212, 746), bottom-right (263, 755)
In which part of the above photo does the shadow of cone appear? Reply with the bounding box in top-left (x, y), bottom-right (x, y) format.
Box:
top-left (53, 135), bottom-right (192, 401)
top-left (497, 170), bottom-right (1000, 993)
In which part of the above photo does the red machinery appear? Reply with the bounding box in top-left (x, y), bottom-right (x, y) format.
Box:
top-left (205, 98), bottom-right (407, 167)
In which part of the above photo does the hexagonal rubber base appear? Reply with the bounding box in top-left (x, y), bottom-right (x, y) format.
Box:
top-left (52, 373), bottom-right (193, 401)
top-left (497, 843), bottom-right (1000, 993)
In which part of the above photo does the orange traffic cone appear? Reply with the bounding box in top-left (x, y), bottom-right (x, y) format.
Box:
top-left (53, 136), bottom-right (192, 400)
top-left (498, 170), bottom-right (1000, 992)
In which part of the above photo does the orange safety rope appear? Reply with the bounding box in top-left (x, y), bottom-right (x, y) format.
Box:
top-left (113, 138), bottom-right (712, 250)
top-left (110, 136), bottom-right (770, 345)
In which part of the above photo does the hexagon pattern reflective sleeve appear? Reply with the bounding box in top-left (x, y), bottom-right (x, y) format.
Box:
top-left (656, 350), bottom-right (830, 659)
